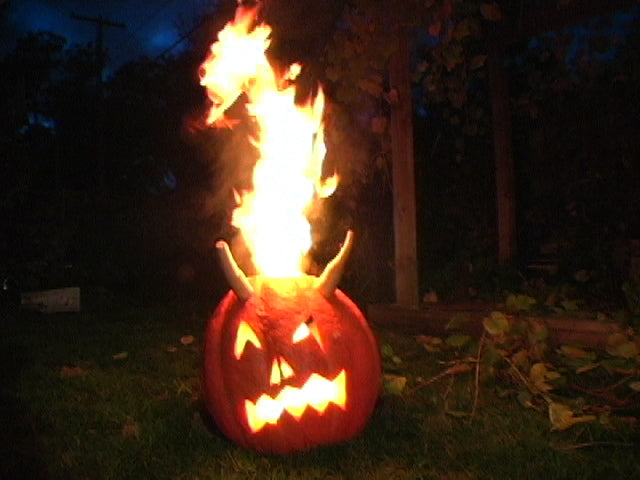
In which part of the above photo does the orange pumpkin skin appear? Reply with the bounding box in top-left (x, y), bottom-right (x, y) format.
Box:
top-left (203, 275), bottom-right (381, 454)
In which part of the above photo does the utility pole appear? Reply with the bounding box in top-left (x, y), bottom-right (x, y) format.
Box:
top-left (71, 13), bottom-right (126, 188)
top-left (71, 13), bottom-right (126, 291)
top-left (71, 13), bottom-right (126, 89)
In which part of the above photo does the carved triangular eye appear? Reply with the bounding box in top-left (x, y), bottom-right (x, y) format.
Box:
top-left (292, 316), bottom-right (324, 351)
top-left (235, 321), bottom-right (262, 359)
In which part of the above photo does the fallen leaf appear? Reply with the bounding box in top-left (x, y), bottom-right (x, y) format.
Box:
top-left (548, 402), bottom-right (596, 431)
top-left (528, 321), bottom-right (549, 342)
top-left (180, 335), bottom-right (195, 345)
top-left (381, 343), bottom-right (395, 358)
top-left (607, 333), bottom-right (639, 358)
top-left (60, 366), bottom-right (87, 378)
top-left (446, 313), bottom-right (471, 330)
top-left (445, 334), bottom-right (472, 349)
top-left (121, 418), bottom-right (140, 439)
top-left (510, 349), bottom-right (529, 369)
top-left (558, 345), bottom-right (594, 360)
top-left (470, 54), bottom-right (487, 70)
top-left (483, 311), bottom-right (510, 336)
top-left (112, 351), bottom-right (128, 360)
top-left (560, 300), bottom-right (579, 311)
top-left (446, 409), bottom-right (470, 418)
top-left (629, 381), bottom-right (640, 392)
top-left (166, 345), bottom-right (178, 353)
top-left (383, 374), bottom-right (407, 395)
top-left (575, 363), bottom-right (600, 374)
top-left (416, 335), bottom-right (443, 353)
top-left (506, 294), bottom-right (536, 312)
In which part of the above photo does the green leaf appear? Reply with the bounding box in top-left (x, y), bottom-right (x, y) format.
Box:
top-left (445, 334), bottom-right (472, 349)
top-left (483, 311), bottom-right (510, 336)
top-left (506, 294), bottom-right (536, 312)
top-left (381, 343), bottom-right (395, 358)
top-left (383, 374), bottom-right (407, 395)
top-left (482, 340), bottom-right (503, 367)
top-left (560, 300), bottom-right (579, 311)
top-left (446, 313), bottom-right (471, 330)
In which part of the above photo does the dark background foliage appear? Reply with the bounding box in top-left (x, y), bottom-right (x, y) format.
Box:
top-left (1, 0), bottom-right (639, 308)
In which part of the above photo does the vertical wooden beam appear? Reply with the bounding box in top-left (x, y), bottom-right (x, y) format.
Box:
top-left (389, 30), bottom-right (419, 307)
top-left (487, 37), bottom-right (517, 263)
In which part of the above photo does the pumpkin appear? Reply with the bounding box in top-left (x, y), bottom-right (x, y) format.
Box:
top-left (203, 231), bottom-right (381, 453)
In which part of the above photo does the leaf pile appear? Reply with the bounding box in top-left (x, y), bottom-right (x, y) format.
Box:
top-left (383, 301), bottom-right (640, 434)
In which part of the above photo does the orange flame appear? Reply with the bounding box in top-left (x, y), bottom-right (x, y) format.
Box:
top-left (200, 6), bottom-right (336, 277)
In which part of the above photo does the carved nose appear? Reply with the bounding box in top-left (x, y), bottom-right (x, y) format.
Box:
top-left (269, 356), bottom-right (294, 385)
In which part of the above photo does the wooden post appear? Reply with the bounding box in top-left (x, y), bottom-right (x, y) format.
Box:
top-left (389, 30), bottom-right (419, 307)
top-left (487, 37), bottom-right (517, 263)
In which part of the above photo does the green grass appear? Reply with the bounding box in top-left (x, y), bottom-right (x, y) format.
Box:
top-left (1, 304), bottom-right (639, 480)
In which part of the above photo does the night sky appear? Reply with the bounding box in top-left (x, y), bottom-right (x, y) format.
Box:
top-left (1, 0), bottom-right (219, 67)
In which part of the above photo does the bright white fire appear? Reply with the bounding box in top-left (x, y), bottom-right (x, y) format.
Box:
top-left (200, 6), bottom-right (336, 277)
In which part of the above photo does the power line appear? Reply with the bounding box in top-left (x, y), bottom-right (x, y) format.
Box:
top-left (155, 13), bottom-right (210, 60)
top-left (110, 0), bottom-right (178, 58)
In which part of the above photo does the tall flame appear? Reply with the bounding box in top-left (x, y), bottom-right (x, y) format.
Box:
top-left (200, 6), bottom-right (336, 277)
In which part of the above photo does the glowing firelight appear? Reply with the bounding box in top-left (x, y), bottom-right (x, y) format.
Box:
top-left (245, 370), bottom-right (347, 433)
top-left (199, 5), bottom-right (336, 277)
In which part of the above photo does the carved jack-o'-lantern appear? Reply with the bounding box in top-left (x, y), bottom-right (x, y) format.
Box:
top-left (203, 231), bottom-right (381, 453)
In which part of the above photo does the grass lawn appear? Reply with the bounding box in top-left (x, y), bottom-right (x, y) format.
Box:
top-left (1, 302), bottom-right (639, 480)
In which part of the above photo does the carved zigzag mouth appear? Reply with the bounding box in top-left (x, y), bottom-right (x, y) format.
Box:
top-left (244, 370), bottom-right (347, 432)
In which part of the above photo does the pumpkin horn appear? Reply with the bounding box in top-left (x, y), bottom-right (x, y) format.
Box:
top-left (315, 230), bottom-right (354, 297)
top-left (216, 240), bottom-right (254, 301)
